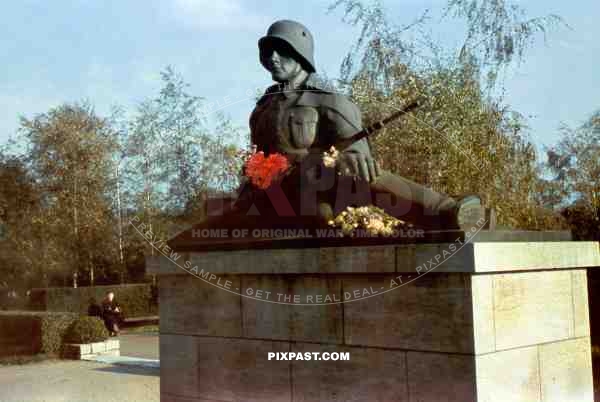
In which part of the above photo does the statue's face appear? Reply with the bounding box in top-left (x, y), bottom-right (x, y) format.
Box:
top-left (260, 41), bottom-right (305, 83)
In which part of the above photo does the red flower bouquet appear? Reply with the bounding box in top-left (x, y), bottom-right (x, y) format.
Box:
top-left (243, 151), bottom-right (291, 190)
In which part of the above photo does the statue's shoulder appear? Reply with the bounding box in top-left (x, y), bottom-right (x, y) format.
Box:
top-left (297, 78), bottom-right (361, 125)
top-left (255, 84), bottom-right (281, 106)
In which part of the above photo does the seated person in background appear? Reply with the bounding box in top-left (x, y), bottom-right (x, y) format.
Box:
top-left (101, 291), bottom-right (122, 336)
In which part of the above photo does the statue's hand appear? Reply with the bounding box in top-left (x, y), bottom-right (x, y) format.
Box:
top-left (338, 150), bottom-right (380, 183)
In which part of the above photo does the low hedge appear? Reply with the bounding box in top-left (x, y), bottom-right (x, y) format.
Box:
top-left (0, 311), bottom-right (78, 357)
top-left (28, 283), bottom-right (157, 318)
top-left (63, 316), bottom-right (109, 344)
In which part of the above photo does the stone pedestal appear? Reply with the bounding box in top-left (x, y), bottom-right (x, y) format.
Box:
top-left (147, 233), bottom-right (599, 402)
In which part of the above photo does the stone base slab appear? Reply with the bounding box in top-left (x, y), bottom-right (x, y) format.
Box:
top-left (62, 339), bottom-right (120, 360)
top-left (159, 335), bottom-right (592, 402)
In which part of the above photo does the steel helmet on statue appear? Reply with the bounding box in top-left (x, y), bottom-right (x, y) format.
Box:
top-left (258, 19), bottom-right (316, 73)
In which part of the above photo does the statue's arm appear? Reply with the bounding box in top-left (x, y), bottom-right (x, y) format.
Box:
top-left (249, 108), bottom-right (262, 151)
top-left (322, 102), bottom-right (379, 182)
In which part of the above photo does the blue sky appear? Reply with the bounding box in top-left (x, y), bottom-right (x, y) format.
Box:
top-left (1, 0), bottom-right (598, 154)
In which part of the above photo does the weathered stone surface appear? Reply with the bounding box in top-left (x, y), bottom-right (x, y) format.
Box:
top-left (539, 337), bottom-right (593, 402)
top-left (291, 343), bottom-right (408, 402)
top-left (149, 240), bottom-right (600, 275)
top-left (152, 238), bottom-right (599, 402)
top-left (91, 341), bottom-right (107, 354)
top-left (407, 352), bottom-right (476, 402)
top-left (106, 339), bottom-right (119, 350)
top-left (476, 346), bottom-right (541, 402)
top-left (410, 243), bottom-right (474, 274)
top-left (472, 242), bottom-right (600, 272)
top-left (160, 334), bottom-right (291, 402)
top-left (493, 270), bottom-right (574, 350)
top-left (159, 275), bottom-right (241, 337)
top-left (161, 395), bottom-right (223, 402)
top-left (161, 394), bottom-right (205, 402)
top-left (190, 248), bottom-right (320, 274)
top-left (469, 230), bottom-right (572, 242)
top-left (572, 270), bottom-right (591, 338)
top-left (395, 244), bottom-right (416, 272)
top-left (320, 246), bottom-right (395, 273)
top-left (470, 275), bottom-right (495, 354)
top-left (242, 275), bottom-right (343, 343)
top-left (407, 241), bottom-right (600, 274)
top-left (160, 335), bottom-right (200, 399)
top-left (168, 228), bottom-right (574, 253)
top-left (343, 274), bottom-right (474, 353)
top-left (79, 344), bottom-right (92, 355)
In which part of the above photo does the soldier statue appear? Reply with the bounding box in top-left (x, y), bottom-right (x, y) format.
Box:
top-left (229, 19), bottom-right (494, 232)
top-left (234, 20), bottom-right (495, 229)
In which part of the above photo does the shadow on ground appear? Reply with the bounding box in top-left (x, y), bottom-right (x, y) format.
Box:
top-left (93, 364), bottom-right (159, 377)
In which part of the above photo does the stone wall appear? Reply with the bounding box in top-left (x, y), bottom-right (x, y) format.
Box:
top-left (150, 240), bottom-right (600, 402)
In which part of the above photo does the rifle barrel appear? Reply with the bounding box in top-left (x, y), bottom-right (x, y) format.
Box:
top-left (333, 101), bottom-right (420, 150)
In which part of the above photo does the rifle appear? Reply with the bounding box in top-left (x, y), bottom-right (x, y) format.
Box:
top-left (332, 100), bottom-right (420, 150)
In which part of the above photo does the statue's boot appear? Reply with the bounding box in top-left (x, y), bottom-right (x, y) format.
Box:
top-left (451, 195), bottom-right (497, 232)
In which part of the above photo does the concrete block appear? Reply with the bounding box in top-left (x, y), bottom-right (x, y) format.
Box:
top-left (106, 339), bottom-right (120, 350)
top-left (152, 238), bottom-right (600, 402)
top-left (320, 246), bottom-right (395, 273)
top-left (63, 340), bottom-right (120, 360)
top-left (242, 275), bottom-right (343, 343)
top-left (160, 335), bottom-right (201, 399)
top-left (189, 248), bottom-right (320, 274)
top-left (395, 244), bottom-right (416, 272)
top-left (412, 243), bottom-right (475, 274)
top-left (396, 241), bottom-right (600, 274)
top-left (472, 242), bottom-right (600, 272)
top-left (407, 352), bottom-right (476, 402)
top-left (291, 343), bottom-right (408, 402)
top-left (151, 241), bottom-right (600, 275)
top-left (493, 271), bottom-right (573, 350)
top-left (475, 346), bottom-right (540, 402)
top-left (539, 338), bottom-right (593, 402)
top-left (91, 341), bottom-right (106, 354)
top-left (159, 275), bottom-right (241, 337)
top-left (162, 394), bottom-right (222, 402)
top-left (160, 334), bottom-right (291, 402)
top-left (471, 275), bottom-right (495, 354)
top-left (79, 343), bottom-right (91, 355)
top-left (343, 274), bottom-right (474, 353)
top-left (572, 270), bottom-right (591, 337)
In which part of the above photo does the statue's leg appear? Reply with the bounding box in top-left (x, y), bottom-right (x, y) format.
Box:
top-left (368, 170), bottom-right (458, 230)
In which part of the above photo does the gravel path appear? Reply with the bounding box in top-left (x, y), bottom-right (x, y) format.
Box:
top-left (118, 332), bottom-right (159, 360)
top-left (0, 359), bottom-right (158, 402)
top-left (0, 332), bottom-right (160, 402)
